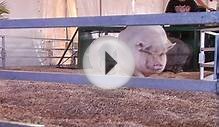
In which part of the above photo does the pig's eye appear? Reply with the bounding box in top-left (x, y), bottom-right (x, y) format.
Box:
top-left (144, 50), bottom-right (152, 55)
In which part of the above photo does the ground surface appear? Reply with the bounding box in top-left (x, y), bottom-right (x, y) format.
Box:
top-left (0, 79), bottom-right (218, 127)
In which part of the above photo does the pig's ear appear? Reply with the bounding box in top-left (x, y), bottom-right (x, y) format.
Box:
top-left (166, 41), bottom-right (176, 51)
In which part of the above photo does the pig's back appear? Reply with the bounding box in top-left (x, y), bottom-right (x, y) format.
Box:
top-left (118, 25), bottom-right (167, 46)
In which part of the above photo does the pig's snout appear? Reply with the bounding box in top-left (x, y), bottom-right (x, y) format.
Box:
top-left (153, 64), bottom-right (163, 71)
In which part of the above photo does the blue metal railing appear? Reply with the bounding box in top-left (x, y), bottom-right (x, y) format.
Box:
top-left (0, 12), bottom-right (219, 93)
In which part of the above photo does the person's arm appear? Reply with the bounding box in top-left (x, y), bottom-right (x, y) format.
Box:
top-left (195, 0), bottom-right (211, 10)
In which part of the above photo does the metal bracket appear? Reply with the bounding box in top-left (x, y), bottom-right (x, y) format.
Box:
top-left (57, 28), bottom-right (78, 68)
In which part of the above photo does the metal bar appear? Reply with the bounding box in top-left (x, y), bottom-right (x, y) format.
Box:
top-left (47, 40), bottom-right (53, 66)
top-left (7, 48), bottom-right (73, 51)
top-left (214, 36), bottom-right (219, 80)
top-left (199, 64), bottom-right (208, 68)
top-left (1, 36), bottom-right (6, 68)
top-left (127, 77), bottom-right (216, 92)
top-left (200, 32), bottom-right (205, 80)
top-left (4, 35), bottom-right (71, 41)
top-left (0, 70), bottom-right (216, 93)
top-left (64, 0), bottom-right (69, 40)
top-left (200, 47), bottom-right (215, 51)
top-left (0, 120), bottom-right (44, 127)
top-left (61, 55), bottom-right (72, 65)
top-left (200, 62), bottom-right (214, 68)
top-left (57, 28), bottom-right (78, 66)
top-left (215, 35), bottom-right (219, 93)
top-left (205, 31), bottom-right (219, 36)
top-left (99, 0), bottom-right (102, 16)
top-left (200, 27), bottom-right (219, 32)
top-left (7, 56), bottom-right (71, 59)
top-left (0, 12), bottom-right (219, 29)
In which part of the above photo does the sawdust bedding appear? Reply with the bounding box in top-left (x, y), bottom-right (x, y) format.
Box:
top-left (0, 79), bottom-right (218, 127)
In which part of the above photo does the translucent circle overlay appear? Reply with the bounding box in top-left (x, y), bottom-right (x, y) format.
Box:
top-left (83, 36), bottom-right (135, 89)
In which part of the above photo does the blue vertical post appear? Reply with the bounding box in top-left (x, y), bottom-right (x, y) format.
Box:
top-left (1, 36), bottom-right (6, 68)
top-left (215, 35), bottom-right (219, 94)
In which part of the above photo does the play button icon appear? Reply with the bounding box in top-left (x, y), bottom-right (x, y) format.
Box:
top-left (83, 36), bottom-right (135, 89)
top-left (105, 52), bottom-right (117, 75)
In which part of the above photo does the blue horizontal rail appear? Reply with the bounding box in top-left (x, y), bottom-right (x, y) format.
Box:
top-left (0, 70), bottom-right (216, 92)
top-left (0, 12), bottom-right (219, 29)
top-left (0, 12), bottom-right (218, 93)
top-left (0, 120), bottom-right (44, 127)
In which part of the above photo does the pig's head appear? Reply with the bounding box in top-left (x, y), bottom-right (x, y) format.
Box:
top-left (135, 39), bottom-right (175, 74)
top-left (119, 26), bottom-right (175, 76)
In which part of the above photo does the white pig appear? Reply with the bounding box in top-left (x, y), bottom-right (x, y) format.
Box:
top-left (118, 26), bottom-right (175, 77)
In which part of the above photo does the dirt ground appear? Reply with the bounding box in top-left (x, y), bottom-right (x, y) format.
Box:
top-left (0, 79), bottom-right (218, 127)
